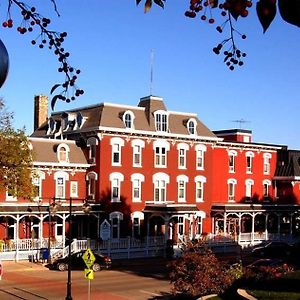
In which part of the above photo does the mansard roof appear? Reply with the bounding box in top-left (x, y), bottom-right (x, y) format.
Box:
top-left (29, 137), bottom-right (88, 166)
top-left (31, 95), bottom-right (217, 140)
top-left (275, 149), bottom-right (300, 178)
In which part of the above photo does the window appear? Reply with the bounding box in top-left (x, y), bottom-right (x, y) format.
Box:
top-left (131, 139), bottom-right (145, 167)
top-left (178, 216), bottom-right (184, 236)
top-left (109, 212), bottom-right (123, 240)
top-left (153, 140), bottom-right (170, 168)
top-left (131, 211), bottom-right (144, 238)
top-left (57, 143), bottom-right (70, 163)
top-left (195, 144), bottom-right (207, 170)
top-left (109, 172), bottom-right (124, 202)
top-left (177, 143), bottom-right (188, 169)
top-left (154, 110), bottom-right (168, 132)
top-left (32, 171), bottom-right (45, 201)
top-left (195, 175), bottom-right (206, 202)
top-left (245, 179), bottom-right (254, 199)
top-left (228, 150), bottom-right (237, 173)
top-left (187, 118), bottom-right (197, 135)
top-left (86, 172), bottom-right (97, 200)
top-left (263, 179), bottom-right (271, 199)
top-left (87, 137), bottom-right (98, 164)
top-left (123, 111), bottom-right (135, 129)
top-left (227, 178), bottom-right (237, 202)
top-left (194, 212), bottom-right (206, 236)
top-left (110, 137), bottom-right (124, 166)
top-left (263, 153), bottom-right (271, 174)
top-left (70, 181), bottom-right (78, 197)
top-left (5, 189), bottom-right (17, 201)
top-left (54, 171), bottom-right (69, 199)
top-left (153, 173), bottom-right (169, 203)
top-left (131, 173), bottom-right (145, 202)
top-left (246, 151), bottom-right (254, 174)
top-left (177, 175), bottom-right (188, 202)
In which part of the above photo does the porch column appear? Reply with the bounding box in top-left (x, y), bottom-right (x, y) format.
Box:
top-left (15, 214), bottom-right (20, 262)
top-left (251, 213), bottom-right (255, 244)
top-left (238, 213), bottom-right (241, 244)
top-left (39, 214), bottom-right (43, 250)
top-left (265, 213), bottom-right (269, 241)
top-left (164, 218), bottom-right (169, 241)
top-left (224, 213), bottom-right (227, 236)
top-left (62, 214), bottom-right (66, 247)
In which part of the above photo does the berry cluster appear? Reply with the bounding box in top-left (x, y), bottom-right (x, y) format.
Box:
top-left (2, 0), bottom-right (83, 109)
top-left (184, 0), bottom-right (251, 70)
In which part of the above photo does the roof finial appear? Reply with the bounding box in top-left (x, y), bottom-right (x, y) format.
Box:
top-left (150, 49), bottom-right (154, 96)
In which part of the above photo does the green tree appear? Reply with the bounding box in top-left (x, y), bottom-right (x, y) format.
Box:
top-left (0, 99), bottom-right (35, 199)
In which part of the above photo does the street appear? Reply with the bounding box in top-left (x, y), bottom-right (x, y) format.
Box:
top-left (0, 258), bottom-right (172, 300)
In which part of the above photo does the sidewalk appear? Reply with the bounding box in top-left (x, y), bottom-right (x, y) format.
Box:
top-left (1, 260), bottom-right (47, 272)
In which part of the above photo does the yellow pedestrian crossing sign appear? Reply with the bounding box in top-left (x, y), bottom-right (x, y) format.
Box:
top-left (84, 268), bottom-right (94, 280)
top-left (82, 248), bottom-right (95, 269)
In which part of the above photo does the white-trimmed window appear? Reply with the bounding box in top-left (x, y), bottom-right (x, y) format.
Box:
top-left (110, 137), bottom-right (124, 166)
top-left (227, 178), bottom-right (237, 202)
top-left (109, 211), bottom-right (123, 240)
top-left (86, 172), bottom-right (98, 200)
top-left (153, 172), bottom-right (169, 203)
top-left (153, 140), bottom-right (170, 168)
top-left (131, 173), bottom-right (145, 202)
top-left (187, 118), bottom-right (197, 135)
top-left (195, 175), bottom-right (206, 202)
top-left (32, 171), bottom-right (45, 201)
top-left (87, 137), bottom-right (98, 164)
top-left (195, 144), bottom-right (207, 170)
top-left (263, 179), bottom-right (271, 199)
top-left (57, 143), bottom-right (70, 163)
top-left (123, 111), bottom-right (135, 129)
top-left (177, 143), bottom-right (189, 169)
top-left (246, 151), bottom-right (254, 174)
top-left (109, 172), bottom-right (124, 202)
top-left (54, 171), bottom-right (69, 199)
top-left (228, 150), bottom-right (237, 173)
top-left (5, 190), bottom-right (17, 201)
top-left (154, 110), bottom-right (168, 132)
top-left (263, 153), bottom-right (271, 174)
top-left (131, 139), bottom-right (145, 167)
top-left (177, 175), bottom-right (189, 202)
top-left (194, 211), bottom-right (206, 236)
top-left (70, 181), bottom-right (78, 198)
top-left (131, 211), bottom-right (144, 238)
top-left (245, 179), bottom-right (254, 199)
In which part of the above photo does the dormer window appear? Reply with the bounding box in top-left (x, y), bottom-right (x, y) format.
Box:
top-left (123, 111), bottom-right (135, 129)
top-left (154, 110), bottom-right (168, 132)
top-left (187, 118), bottom-right (197, 135)
top-left (47, 118), bottom-right (57, 135)
top-left (57, 143), bottom-right (70, 163)
top-left (76, 112), bottom-right (84, 129)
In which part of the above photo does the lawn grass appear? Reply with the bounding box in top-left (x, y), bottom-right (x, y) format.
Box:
top-left (248, 290), bottom-right (300, 300)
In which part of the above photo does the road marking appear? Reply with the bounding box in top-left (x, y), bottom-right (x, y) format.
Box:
top-left (139, 290), bottom-right (161, 296)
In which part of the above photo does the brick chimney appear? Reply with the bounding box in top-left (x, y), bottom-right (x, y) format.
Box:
top-left (34, 95), bottom-right (48, 130)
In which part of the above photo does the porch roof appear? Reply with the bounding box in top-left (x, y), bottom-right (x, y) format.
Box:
top-left (211, 203), bottom-right (300, 215)
top-left (144, 204), bottom-right (199, 214)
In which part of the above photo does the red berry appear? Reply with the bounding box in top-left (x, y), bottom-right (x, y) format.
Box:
top-left (209, 18), bottom-right (215, 24)
top-left (2, 21), bottom-right (7, 28)
top-left (221, 11), bottom-right (227, 17)
top-left (201, 15), bottom-right (207, 21)
top-left (241, 9), bottom-right (248, 17)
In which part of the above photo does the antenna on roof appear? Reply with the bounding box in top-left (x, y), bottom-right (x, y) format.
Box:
top-left (150, 49), bottom-right (154, 96)
top-left (231, 118), bottom-right (251, 129)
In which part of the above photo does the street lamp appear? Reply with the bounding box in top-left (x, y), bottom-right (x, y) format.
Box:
top-left (82, 200), bottom-right (91, 248)
top-left (47, 198), bottom-right (58, 264)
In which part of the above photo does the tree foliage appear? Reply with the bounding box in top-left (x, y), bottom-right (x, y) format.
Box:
top-left (0, 99), bottom-right (35, 199)
top-left (2, 0), bottom-right (83, 109)
top-left (168, 241), bottom-right (235, 297)
top-left (137, 0), bottom-right (300, 70)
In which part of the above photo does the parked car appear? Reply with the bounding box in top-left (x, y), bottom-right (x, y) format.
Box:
top-left (251, 241), bottom-right (292, 257)
top-left (246, 258), bottom-right (286, 271)
top-left (50, 250), bottom-right (112, 272)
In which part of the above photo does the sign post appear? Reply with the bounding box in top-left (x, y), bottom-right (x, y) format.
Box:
top-left (82, 248), bottom-right (95, 300)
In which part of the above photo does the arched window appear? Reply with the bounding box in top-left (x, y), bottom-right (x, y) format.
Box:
top-left (245, 179), bottom-right (254, 200)
top-left (263, 179), bottom-right (272, 199)
top-left (154, 110), bottom-right (169, 132)
top-left (194, 175), bottom-right (206, 202)
top-left (227, 178), bottom-right (237, 202)
top-left (246, 151), bottom-right (255, 174)
top-left (110, 137), bottom-right (125, 166)
top-left (153, 172), bottom-right (170, 203)
top-left (123, 111), bottom-right (135, 129)
top-left (228, 150), bottom-right (237, 173)
top-left (109, 172), bottom-right (124, 202)
top-left (177, 143), bottom-right (189, 169)
top-left (32, 171), bottom-right (45, 201)
top-left (131, 173), bottom-right (145, 202)
top-left (86, 172), bottom-right (98, 200)
top-left (87, 137), bottom-right (98, 164)
top-left (131, 211), bottom-right (144, 238)
top-left (187, 118), bottom-right (197, 135)
top-left (195, 144), bottom-right (207, 170)
top-left (131, 139), bottom-right (145, 167)
top-left (109, 211), bottom-right (123, 240)
top-left (263, 153), bottom-right (272, 174)
top-left (57, 143), bottom-right (70, 163)
top-left (54, 171), bottom-right (69, 199)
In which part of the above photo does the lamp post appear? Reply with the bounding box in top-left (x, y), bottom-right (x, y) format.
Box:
top-left (65, 197), bottom-right (73, 300)
top-left (47, 198), bottom-right (58, 264)
top-left (82, 200), bottom-right (91, 248)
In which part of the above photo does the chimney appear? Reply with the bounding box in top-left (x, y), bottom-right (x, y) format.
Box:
top-left (34, 95), bottom-right (48, 130)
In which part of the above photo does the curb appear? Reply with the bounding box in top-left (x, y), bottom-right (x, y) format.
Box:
top-left (237, 288), bottom-right (257, 300)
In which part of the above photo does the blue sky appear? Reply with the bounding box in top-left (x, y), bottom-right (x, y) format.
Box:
top-left (1, 1), bottom-right (300, 148)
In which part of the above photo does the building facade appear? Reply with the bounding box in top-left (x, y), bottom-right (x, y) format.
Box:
top-left (0, 95), bottom-right (300, 259)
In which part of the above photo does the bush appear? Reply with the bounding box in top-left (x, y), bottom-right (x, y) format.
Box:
top-left (168, 241), bottom-right (235, 297)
